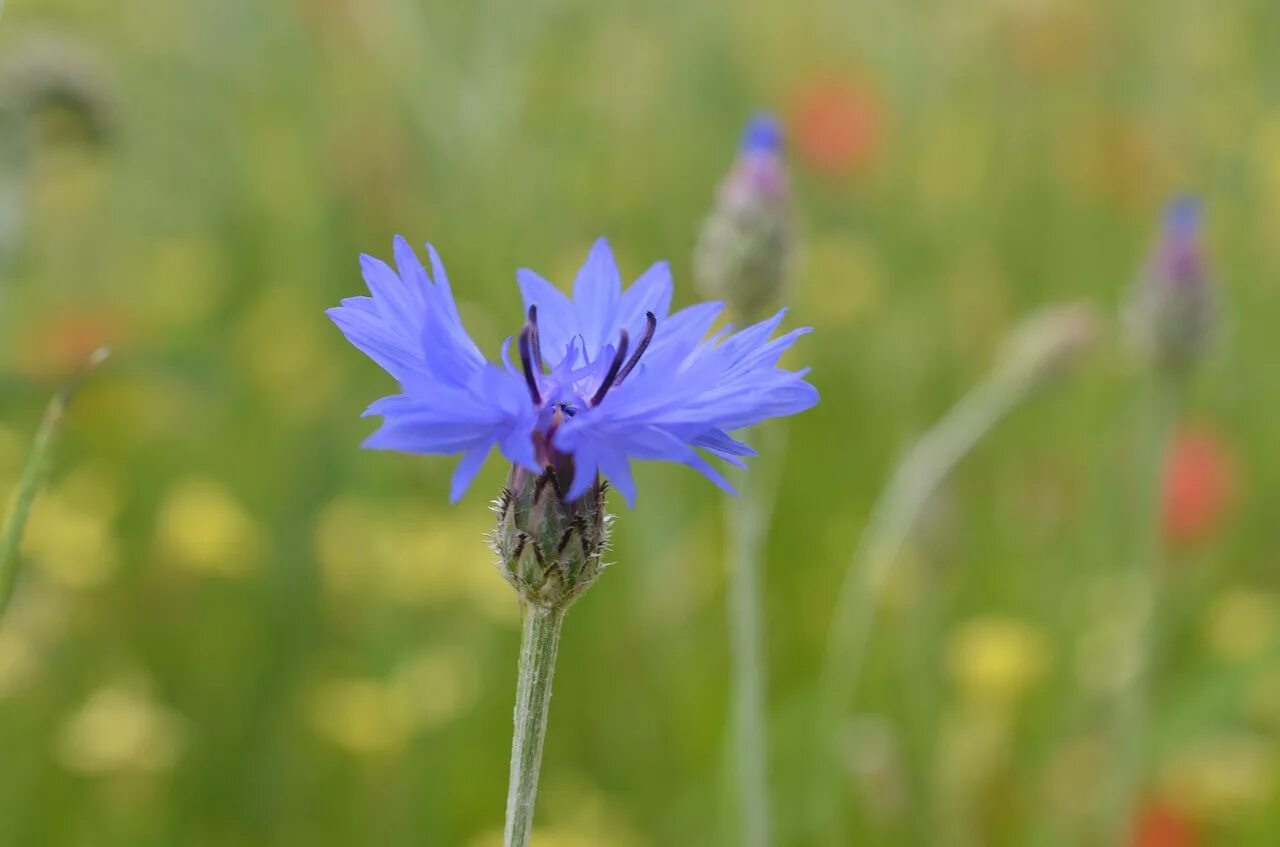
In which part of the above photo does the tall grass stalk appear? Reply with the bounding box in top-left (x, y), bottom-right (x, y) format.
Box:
top-left (0, 347), bottom-right (109, 620)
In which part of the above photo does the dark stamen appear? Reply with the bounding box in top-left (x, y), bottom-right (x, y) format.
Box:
top-left (518, 325), bottom-right (543, 405)
top-left (526, 305), bottom-right (544, 372)
top-left (589, 330), bottom-right (630, 406)
top-left (615, 311), bottom-right (657, 385)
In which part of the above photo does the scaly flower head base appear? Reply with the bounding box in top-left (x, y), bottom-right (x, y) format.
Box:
top-left (492, 464), bottom-right (611, 611)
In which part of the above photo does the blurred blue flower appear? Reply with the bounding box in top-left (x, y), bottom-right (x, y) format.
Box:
top-left (740, 112), bottom-right (784, 155)
top-left (695, 112), bottom-right (793, 317)
top-left (328, 238), bottom-right (817, 505)
top-left (1125, 195), bottom-right (1215, 373)
top-left (1152, 196), bottom-right (1205, 290)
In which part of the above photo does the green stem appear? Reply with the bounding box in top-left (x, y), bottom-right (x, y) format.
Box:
top-left (0, 394), bottom-right (66, 618)
top-left (814, 374), bottom-right (1023, 842)
top-left (1101, 376), bottom-right (1180, 840)
top-left (504, 604), bottom-right (566, 847)
top-left (725, 424), bottom-right (786, 847)
top-left (0, 349), bottom-right (107, 620)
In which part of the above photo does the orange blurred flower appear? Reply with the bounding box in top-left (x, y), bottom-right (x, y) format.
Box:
top-left (1132, 801), bottom-right (1197, 847)
top-left (1162, 426), bottom-right (1237, 545)
top-left (16, 309), bottom-right (127, 380)
top-left (788, 78), bottom-right (882, 177)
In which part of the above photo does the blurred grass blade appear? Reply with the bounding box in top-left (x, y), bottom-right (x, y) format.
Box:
top-left (812, 305), bottom-right (1098, 842)
top-left (0, 346), bottom-right (108, 619)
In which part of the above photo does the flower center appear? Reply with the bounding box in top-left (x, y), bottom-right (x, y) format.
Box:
top-left (518, 306), bottom-right (657, 408)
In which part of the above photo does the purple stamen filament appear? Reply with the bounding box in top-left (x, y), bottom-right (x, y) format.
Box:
top-left (615, 311), bottom-right (657, 385)
top-left (520, 307), bottom-right (658, 408)
top-left (590, 330), bottom-right (630, 407)
top-left (518, 325), bottom-right (542, 406)
top-left (527, 305), bottom-right (544, 372)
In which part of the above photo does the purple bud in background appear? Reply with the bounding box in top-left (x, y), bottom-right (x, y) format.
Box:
top-left (1125, 196), bottom-right (1215, 376)
top-left (694, 112), bottom-right (794, 320)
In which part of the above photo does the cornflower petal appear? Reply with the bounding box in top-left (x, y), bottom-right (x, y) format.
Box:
top-left (573, 237), bottom-right (622, 357)
top-left (516, 268), bottom-right (577, 366)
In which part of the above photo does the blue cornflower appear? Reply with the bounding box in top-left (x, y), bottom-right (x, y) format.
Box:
top-left (1125, 196), bottom-right (1215, 374)
top-left (328, 237), bottom-right (818, 506)
top-left (740, 112), bottom-right (785, 155)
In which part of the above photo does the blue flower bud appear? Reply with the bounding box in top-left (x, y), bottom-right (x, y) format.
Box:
top-left (695, 112), bottom-right (794, 320)
top-left (1125, 197), bottom-right (1216, 376)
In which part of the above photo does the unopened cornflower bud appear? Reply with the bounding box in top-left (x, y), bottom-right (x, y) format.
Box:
top-left (992, 302), bottom-right (1101, 391)
top-left (1125, 197), bottom-right (1215, 376)
top-left (492, 459), bottom-right (611, 611)
top-left (694, 113), bottom-right (794, 320)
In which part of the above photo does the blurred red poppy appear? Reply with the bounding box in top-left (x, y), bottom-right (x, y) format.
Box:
top-left (789, 78), bottom-right (882, 177)
top-left (1162, 426), bottom-right (1237, 545)
top-left (1132, 801), bottom-right (1198, 847)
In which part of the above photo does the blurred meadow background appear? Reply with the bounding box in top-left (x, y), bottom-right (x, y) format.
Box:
top-left (2, 0), bottom-right (1279, 845)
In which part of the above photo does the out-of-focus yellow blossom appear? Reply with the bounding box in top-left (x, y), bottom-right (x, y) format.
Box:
top-left (129, 236), bottom-right (227, 329)
top-left (944, 249), bottom-right (1011, 357)
top-left (0, 631), bottom-right (38, 698)
top-left (1074, 572), bottom-right (1146, 695)
top-left (314, 496), bottom-right (516, 622)
top-left (154, 478), bottom-right (264, 577)
top-left (469, 773), bottom-right (648, 847)
top-left (308, 644), bottom-right (481, 756)
top-left (1158, 734), bottom-right (1275, 823)
top-left (387, 644), bottom-right (482, 732)
top-left (55, 679), bottom-right (186, 774)
top-left (1256, 117), bottom-right (1280, 253)
top-left (23, 463), bottom-right (122, 589)
top-left (0, 585), bottom-right (68, 697)
top-left (469, 829), bottom-right (645, 847)
top-left (305, 677), bottom-right (413, 756)
top-left (915, 110), bottom-right (990, 219)
top-left (798, 236), bottom-right (883, 329)
top-left (934, 707), bottom-right (1010, 833)
top-left (1074, 618), bottom-right (1137, 697)
top-left (235, 287), bottom-right (340, 424)
top-left (947, 616), bottom-right (1049, 707)
top-left (29, 146), bottom-right (108, 236)
top-left (1043, 734), bottom-right (1110, 823)
top-left (1203, 588), bottom-right (1278, 662)
top-left (245, 118), bottom-right (324, 232)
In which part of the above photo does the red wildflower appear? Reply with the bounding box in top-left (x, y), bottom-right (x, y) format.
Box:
top-left (789, 78), bottom-right (882, 177)
top-left (1162, 426), bottom-right (1237, 545)
top-left (1132, 801), bottom-right (1198, 847)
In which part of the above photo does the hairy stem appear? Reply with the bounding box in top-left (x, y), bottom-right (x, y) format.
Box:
top-left (504, 604), bottom-right (566, 847)
top-left (814, 374), bottom-right (1022, 842)
top-left (725, 424), bottom-right (786, 847)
